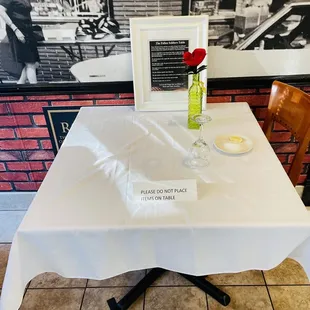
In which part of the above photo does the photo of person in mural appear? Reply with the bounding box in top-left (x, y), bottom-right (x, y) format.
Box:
top-left (0, 0), bottom-right (309, 84)
top-left (0, 0), bottom-right (40, 84)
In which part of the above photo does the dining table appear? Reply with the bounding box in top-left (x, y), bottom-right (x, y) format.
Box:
top-left (1, 102), bottom-right (310, 310)
top-left (37, 36), bottom-right (131, 61)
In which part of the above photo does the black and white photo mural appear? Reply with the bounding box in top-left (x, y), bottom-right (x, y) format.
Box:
top-left (0, 0), bottom-right (308, 85)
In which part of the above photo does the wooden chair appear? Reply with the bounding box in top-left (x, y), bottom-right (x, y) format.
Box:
top-left (263, 81), bottom-right (310, 186)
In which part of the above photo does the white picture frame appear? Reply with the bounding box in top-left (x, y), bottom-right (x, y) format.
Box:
top-left (130, 16), bottom-right (208, 111)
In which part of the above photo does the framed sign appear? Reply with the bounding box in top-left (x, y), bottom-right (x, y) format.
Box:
top-left (130, 16), bottom-right (208, 111)
top-left (43, 106), bottom-right (81, 154)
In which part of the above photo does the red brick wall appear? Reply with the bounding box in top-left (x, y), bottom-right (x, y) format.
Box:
top-left (0, 88), bottom-right (309, 191)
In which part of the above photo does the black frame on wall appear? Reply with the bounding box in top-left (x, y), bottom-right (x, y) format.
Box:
top-left (0, 0), bottom-right (309, 94)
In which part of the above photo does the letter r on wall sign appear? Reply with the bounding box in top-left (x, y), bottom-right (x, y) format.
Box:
top-left (61, 122), bottom-right (70, 133)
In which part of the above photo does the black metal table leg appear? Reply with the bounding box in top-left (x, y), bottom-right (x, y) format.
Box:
top-left (105, 45), bottom-right (115, 57)
top-left (107, 268), bottom-right (166, 310)
top-left (77, 44), bottom-right (84, 61)
top-left (95, 46), bottom-right (99, 58)
top-left (60, 46), bottom-right (78, 61)
top-left (180, 273), bottom-right (231, 306)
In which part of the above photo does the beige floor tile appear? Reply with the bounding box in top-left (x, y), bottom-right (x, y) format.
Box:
top-left (88, 270), bottom-right (146, 287)
top-left (269, 286), bottom-right (310, 310)
top-left (151, 271), bottom-right (193, 286)
top-left (81, 287), bottom-right (143, 310)
top-left (29, 272), bottom-right (87, 288)
top-left (206, 270), bottom-right (264, 286)
top-left (20, 288), bottom-right (84, 310)
top-left (264, 259), bottom-right (309, 285)
top-left (0, 244), bottom-right (10, 288)
top-left (145, 287), bottom-right (207, 310)
top-left (208, 286), bottom-right (273, 310)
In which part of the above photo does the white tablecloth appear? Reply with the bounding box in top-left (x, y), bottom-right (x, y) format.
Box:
top-left (1, 103), bottom-right (310, 310)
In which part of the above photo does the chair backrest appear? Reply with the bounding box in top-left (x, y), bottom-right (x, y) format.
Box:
top-left (262, 81), bottom-right (310, 186)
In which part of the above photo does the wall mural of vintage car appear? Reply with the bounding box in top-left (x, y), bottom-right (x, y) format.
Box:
top-left (208, 1), bottom-right (310, 78)
top-left (0, 0), bottom-right (308, 85)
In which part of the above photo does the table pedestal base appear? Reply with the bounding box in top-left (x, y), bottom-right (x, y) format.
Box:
top-left (107, 268), bottom-right (231, 309)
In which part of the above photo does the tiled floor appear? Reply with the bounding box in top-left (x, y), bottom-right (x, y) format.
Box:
top-left (1, 245), bottom-right (310, 309)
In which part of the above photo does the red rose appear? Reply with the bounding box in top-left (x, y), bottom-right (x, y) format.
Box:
top-left (183, 48), bottom-right (206, 67)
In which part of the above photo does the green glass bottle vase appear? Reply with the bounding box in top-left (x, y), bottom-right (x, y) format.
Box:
top-left (188, 73), bottom-right (203, 129)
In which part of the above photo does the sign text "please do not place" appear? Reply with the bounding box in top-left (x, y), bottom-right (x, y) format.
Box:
top-left (133, 180), bottom-right (197, 203)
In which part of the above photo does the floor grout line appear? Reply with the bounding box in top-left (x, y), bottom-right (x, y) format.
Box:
top-left (143, 269), bottom-right (148, 310)
top-left (205, 293), bottom-right (209, 310)
top-left (22, 283), bottom-right (310, 291)
top-left (262, 271), bottom-right (275, 310)
top-left (27, 287), bottom-right (89, 290)
top-left (143, 289), bottom-right (146, 310)
top-left (22, 283), bottom-right (309, 290)
top-left (23, 284), bottom-right (310, 290)
top-left (266, 284), bottom-right (310, 286)
top-left (78, 279), bottom-right (88, 310)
